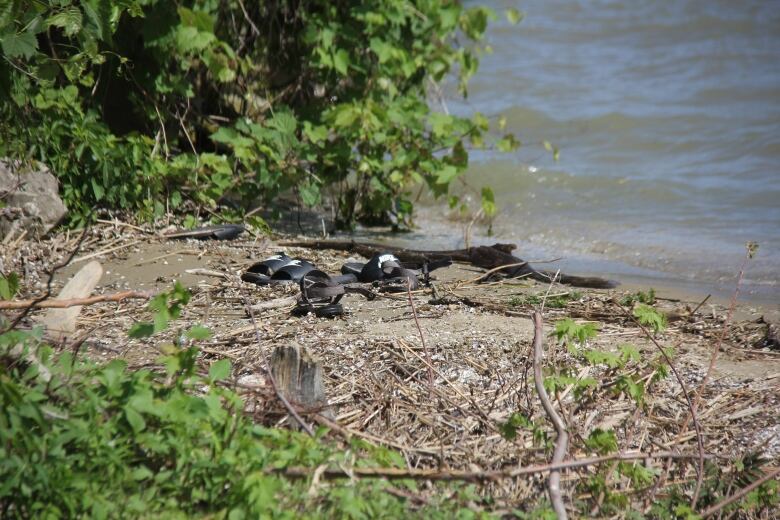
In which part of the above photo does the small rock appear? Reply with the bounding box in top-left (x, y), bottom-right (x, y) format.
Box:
top-left (0, 159), bottom-right (67, 240)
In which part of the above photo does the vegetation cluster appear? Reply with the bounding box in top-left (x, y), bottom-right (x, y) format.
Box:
top-left (1, 0), bottom-right (521, 228)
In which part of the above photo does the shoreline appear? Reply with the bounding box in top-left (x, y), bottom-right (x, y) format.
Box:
top-left (337, 204), bottom-right (780, 309)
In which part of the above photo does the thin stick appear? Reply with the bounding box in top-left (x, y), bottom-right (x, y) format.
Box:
top-left (95, 219), bottom-right (153, 234)
top-left (406, 279), bottom-right (434, 392)
top-left (466, 261), bottom-right (528, 284)
top-left (70, 240), bottom-right (142, 264)
top-left (700, 467), bottom-right (780, 518)
top-left (532, 311), bottom-right (569, 520)
top-left (0, 290), bottom-right (155, 309)
top-left (688, 248), bottom-right (750, 507)
top-left (689, 294), bottom-right (711, 316)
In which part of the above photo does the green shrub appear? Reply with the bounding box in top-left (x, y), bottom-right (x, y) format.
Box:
top-left (0, 1), bottom-right (521, 228)
top-left (0, 283), bottom-right (482, 518)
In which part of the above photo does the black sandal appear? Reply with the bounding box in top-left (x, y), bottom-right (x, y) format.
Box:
top-left (165, 224), bottom-right (245, 241)
top-left (341, 252), bottom-right (451, 292)
top-left (241, 255), bottom-right (316, 286)
top-left (292, 270), bottom-right (374, 318)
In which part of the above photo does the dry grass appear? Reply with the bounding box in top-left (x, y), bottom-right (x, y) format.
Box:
top-left (2, 219), bottom-right (778, 515)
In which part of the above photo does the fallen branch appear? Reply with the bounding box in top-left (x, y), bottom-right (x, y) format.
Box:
top-left (0, 290), bottom-right (156, 309)
top-left (278, 450), bottom-right (711, 483)
top-left (532, 310), bottom-right (569, 520)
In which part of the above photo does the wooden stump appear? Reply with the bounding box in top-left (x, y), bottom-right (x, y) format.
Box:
top-left (270, 343), bottom-right (334, 422)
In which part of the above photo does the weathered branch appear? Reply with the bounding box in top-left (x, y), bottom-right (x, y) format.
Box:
top-left (532, 310), bottom-right (569, 520)
top-left (0, 290), bottom-right (156, 309)
top-left (277, 450), bottom-right (710, 483)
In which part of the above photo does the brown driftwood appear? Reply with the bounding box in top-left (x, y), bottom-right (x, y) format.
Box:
top-left (281, 240), bottom-right (617, 289)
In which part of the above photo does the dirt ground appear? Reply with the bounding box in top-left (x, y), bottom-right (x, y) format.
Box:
top-left (2, 221), bottom-right (779, 510)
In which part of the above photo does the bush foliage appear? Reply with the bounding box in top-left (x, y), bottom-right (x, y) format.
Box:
top-left (0, 0), bottom-right (520, 227)
top-left (0, 284), bottom-right (483, 518)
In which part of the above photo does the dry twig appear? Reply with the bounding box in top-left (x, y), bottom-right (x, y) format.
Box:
top-left (532, 311), bottom-right (569, 519)
top-left (0, 290), bottom-right (156, 309)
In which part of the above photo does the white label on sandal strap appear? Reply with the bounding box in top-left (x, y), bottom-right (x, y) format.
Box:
top-left (378, 254), bottom-right (398, 264)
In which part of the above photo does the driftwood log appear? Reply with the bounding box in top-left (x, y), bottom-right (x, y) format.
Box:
top-left (281, 240), bottom-right (617, 289)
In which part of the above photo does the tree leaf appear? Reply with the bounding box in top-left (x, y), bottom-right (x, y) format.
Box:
top-left (128, 322), bottom-right (155, 338)
top-left (1, 30), bottom-right (38, 59)
top-left (186, 325), bottom-right (212, 340)
top-left (435, 165), bottom-right (459, 185)
top-left (333, 49), bottom-right (349, 75)
top-left (0, 272), bottom-right (19, 300)
top-left (481, 186), bottom-right (496, 217)
top-left (505, 8), bottom-right (523, 25)
top-left (208, 359), bottom-right (231, 382)
top-left (299, 182), bottom-right (320, 207)
top-left (47, 7), bottom-right (84, 37)
top-left (124, 406), bottom-right (146, 433)
top-left (82, 0), bottom-right (111, 41)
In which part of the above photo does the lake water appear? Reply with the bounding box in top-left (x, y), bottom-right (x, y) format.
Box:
top-left (422, 0), bottom-right (780, 303)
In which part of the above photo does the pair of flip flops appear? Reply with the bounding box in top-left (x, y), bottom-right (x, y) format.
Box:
top-left (242, 251), bottom-right (452, 318)
top-left (240, 253), bottom-right (317, 285)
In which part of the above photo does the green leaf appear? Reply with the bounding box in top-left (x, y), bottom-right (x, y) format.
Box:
top-left (633, 303), bottom-right (667, 333)
top-left (583, 349), bottom-right (622, 369)
top-left (585, 428), bottom-right (618, 455)
top-left (47, 7), bottom-right (84, 37)
top-left (333, 49), bottom-right (349, 75)
top-left (91, 178), bottom-right (105, 201)
top-left (554, 318), bottom-right (598, 347)
top-left (472, 112), bottom-right (489, 131)
top-left (176, 26), bottom-right (214, 53)
top-left (543, 140), bottom-right (560, 161)
top-left (505, 8), bottom-right (523, 25)
top-left (0, 272), bottom-right (19, 300)
top-left (303, 122), bottom-right (328, 143)
top-left (481, 186), bottom-right (496, 217)
top-left (178, 7), bottom-right (214, 33)
top-left (369, 37), bottom-right (392, 63)
top-left (128, 322), bottom-right (155, 338)
top-left (332, 105), bottom-right (359, 128)
top-left (496, 133), bottom-right (520, 152)
top-left (435, 165), bottom-right (459, 185)
top-left (1, 30), bottom-right (38, 59)
top-left (124, 406), bottom-right (145, 433)
top-left (209, 359), bottom-right (231, 382)
top-left (186, 325), bottom-right (212, 340)
top-left (299, 182), bottom-right (320, 207)
top-left (82, 0), bottom-right (111, 41)
top-left (429, 112), bottom-right (453, 138)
